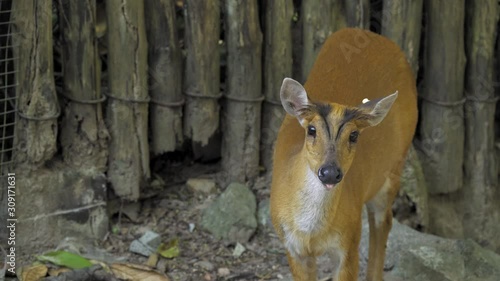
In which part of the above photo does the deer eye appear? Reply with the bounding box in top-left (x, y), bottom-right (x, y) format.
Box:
top-left (307, 125), bottom-right (316, 137)
top-left (349, 131), bottom-right (359, 143)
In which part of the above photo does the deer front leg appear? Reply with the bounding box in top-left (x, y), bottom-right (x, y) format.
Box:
top-left (366, 206), bottom-right (393, 281)
top-left (333, 216), bottom-right (362, 281)
top-left (366, 177), bottom-right (399, 281)
top-left (336, 250), bottom-right (359, 281)
top-left (286, 251), bottom-right (317, 281)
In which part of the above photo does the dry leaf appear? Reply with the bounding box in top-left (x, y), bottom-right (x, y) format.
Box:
top-left (111, 262), bottom-right (170, 281)
top-left (145, 253), bottom-right (159, 268)
top-left (47, 267), bottom-right (71, 277)
top-left (20, 263), bottom-right (48, 281)
top-left (157, 239), bottom-right (180, 259)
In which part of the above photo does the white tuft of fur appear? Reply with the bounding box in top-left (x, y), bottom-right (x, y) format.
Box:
top-left (283, 225), bottom-right (302, 257)
top-left (362, 98), bottom-right (370, 104)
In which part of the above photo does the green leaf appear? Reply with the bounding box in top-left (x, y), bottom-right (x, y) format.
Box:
top-left (157, 238), bottom-right (180, 259)
top-left (37, 251), bottom-right (93, 269)
top-left (112, 225), bottom-right (120, 234)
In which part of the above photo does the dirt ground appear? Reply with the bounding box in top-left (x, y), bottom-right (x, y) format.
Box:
top-left (101, 160), bottom-right (337, 281)
top-left (11, 158), bottom-right (415, 281)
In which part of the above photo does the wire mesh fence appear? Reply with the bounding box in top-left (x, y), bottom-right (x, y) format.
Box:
top-left (0, 0), bottom-right (17, 178)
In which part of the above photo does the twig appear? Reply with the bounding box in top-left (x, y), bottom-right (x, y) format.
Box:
top-left (102, 231), bottom-right (110, 243)
top-left (117, 199), bottom-right (124, 228)
top-left (224, 272), bottom-right (256, 281)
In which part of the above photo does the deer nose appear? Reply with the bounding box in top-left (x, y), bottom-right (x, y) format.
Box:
top-left (318, 165), bottom-right (343, 185)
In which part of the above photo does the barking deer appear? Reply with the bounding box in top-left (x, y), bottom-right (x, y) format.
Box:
top-left (270, 28), bottom-right (418, 281)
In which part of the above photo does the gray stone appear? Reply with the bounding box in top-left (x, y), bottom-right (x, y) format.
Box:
top-left (10, 166), bottom-right (108, 257)
top-left (428, 196), bottom-right (464, 239)
top-left (129, 240), bottom-right (154, 257)
top-left (217, 267), bottom-right (230, 277)
top-left (186, 178), bottom-right (217, 195)
top-left (121, 202), bottom-right (141, 222)
top-left (200, 183), bottom-right (257, 243)
top-left (195, 260), bottom-right (215, 271)
top-left (358, 218), bottom-right (500, 281)
top-left (232, 242), bottom-right (246, 258)
top-left (257, 198), bottom-right (272, 230)
top-left (129, 231), bottom-right (161, 257)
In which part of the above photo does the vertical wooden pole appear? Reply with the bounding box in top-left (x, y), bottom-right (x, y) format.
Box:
top-left (261, 0), bottom-right (294, 172)
top-left (59, 0), bottom-right (109, 171)
top-left (106, 0), bottom-right (149, 200)
top-left (222, 0), bottom-right (263, 183)
top-left (145, 0), bottom-right (183, 155)
top-left (301, 0), bottom-right (333, 82)
top-left (381, 0), bottom-right (423, 74)
top-left (183, 0), bottom-right (221, 161)
top-left (463, 0), bottom-right (500, 252)
top-left (12, 0), bottom-right (58, 168)
top-left (418, 0), bottom-right (466, 195)
top-left (381, 0), bottom-right (427, 231)
top-left (331, 0), bottom-right (347, 32)
top-left (345, 0), bottom-right (370, 29)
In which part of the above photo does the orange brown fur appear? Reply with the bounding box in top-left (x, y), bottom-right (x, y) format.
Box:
top-left (270, 28), bottom-right (418, 281)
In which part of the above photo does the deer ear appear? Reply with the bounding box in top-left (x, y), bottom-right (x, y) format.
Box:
top-left (280, 78), bottom-right (311, 123)
top-left (357, 91), bottom-right (398, 127)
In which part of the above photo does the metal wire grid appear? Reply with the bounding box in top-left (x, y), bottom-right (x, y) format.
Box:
top-left (0, 0), bottom-right (17, 177)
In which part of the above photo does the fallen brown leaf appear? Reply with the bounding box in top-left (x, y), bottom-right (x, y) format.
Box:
top-left (145, 253), bottom-right (159, 268)
top-left (110, 263), bottom-right (170, 281)
top-left (20, 263), bottom-right (48, 281)
top-left (47, 267), bottom-right (71, 277)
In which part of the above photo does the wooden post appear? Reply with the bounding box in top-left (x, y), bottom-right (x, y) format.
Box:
top-left (463, 0), bottom-right (500, 252)
top-left (183, 0), bottom-right (221, 161)
top-left (331, 0), bottom-right (347, 32)
top-left (59, 0), bottom-right (109, 171)
top-left (12, 0), bottom-right (58, 168)
top-left (381, 0), bottom-right (423, 74)
top-left (301, 0), bottom-right (333, 82)
top-left (145, 0), bottom-right (183, 155)
top-left (261, 0), bottom-right (294, 172)
top-left (418, 0), bottom-right (466, 194)
top-left (222, 0), bottom-right (263, 183)
top-left (345, 0), bottom-right (370, 29)
top-left (106, 0), bottom-right (149, 200)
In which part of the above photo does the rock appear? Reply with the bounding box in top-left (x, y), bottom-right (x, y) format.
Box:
top-left (187, 178), bottom-right (217, 195)
top-left (195, 261), bottom-right (215, 271)
top-left (257, 198), bottom-right (272, 230)
top-left (217, 267), bottom-right (230, 277)
top-left (122, 202), bottom-right (141, 222)
top-left (10, 167), bottom-right (108, 257)
top-left (232, 243), bottom-right (246, 258)
top-left (428, 197), bottom-right (464, 239)
top-left (129, 231), bottom-right (161, 257)
top-left (394, 146), bottom-right (429, 230)
top-left (200, 183), bottom-right (257, 243)
top-left (358, 218), bottom-right (500, 281)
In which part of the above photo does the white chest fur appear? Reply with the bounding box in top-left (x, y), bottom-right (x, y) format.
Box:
top-left (294, 168), bottom-right (330, 233)
top-left (282, 168), bottom-right (339, 257)
top-left (281, 169), bottom-right (345, 277)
